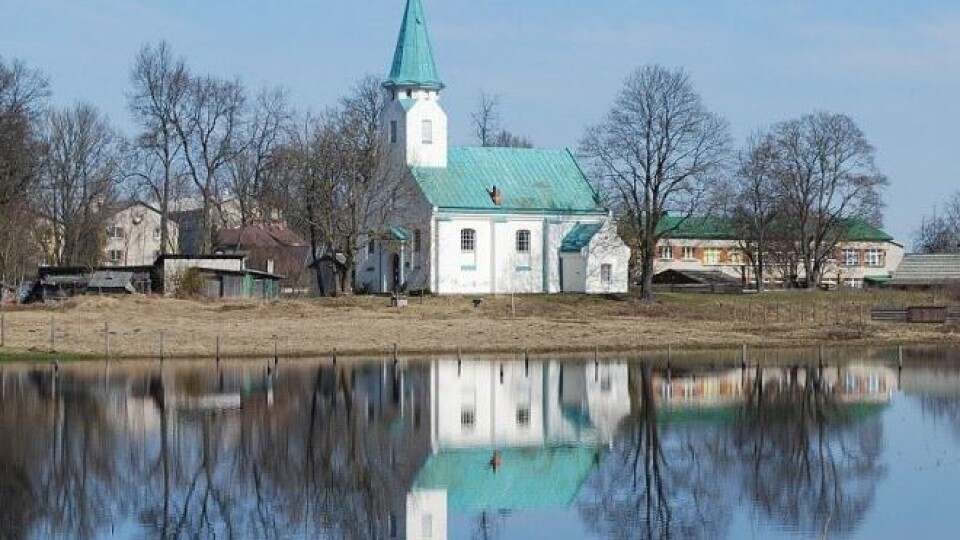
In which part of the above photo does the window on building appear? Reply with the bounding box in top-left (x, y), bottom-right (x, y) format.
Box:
top-left (106, 226), bottom-right (125, 239)
top-left (703, 248), bottom-right (721, 265)
top-left (461, 228), bottom-right (476, 252)
top-left (422, 119), bottom-right (433, 145)
top-left (107, 250), bottom-right (124, 263)
top-left (600, 263), bottom-right (612, 284)
top-left (517, 406), bottom-right (531, 427)
top-left (865, 249), bottom-right (883, 267)
top-left (658, 245), bottom-right (673, 260)
top-left (389, 120), bottom-right (398, 144)
top-left (461, 408), bottom-right (475, 430)
top-left (682, 246), bottom-right (696, 260)
top-left (368, 239), bottom-right (376, 255)
top-left (413, 228), bottom-right (422, 253)
top-left (422, 514), bottom-right (433, 538)
top-left (728, 249), bottom-right (744, 265)
top-left (516, 229), bottom-right (531, 253)
top-left (843, 249), bottom-right (860, 266)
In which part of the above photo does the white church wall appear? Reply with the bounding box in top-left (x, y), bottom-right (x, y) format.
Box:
top-left (431, 213), bottom-right (611, 295)
top-left (432, 360), bottom-right (547, 449)
top-left (402, 98), bottom-right (448, 168)
top-left (583, 224), bottom-right (631, 294)
top-left (405, 489), bottom-right (448, 540)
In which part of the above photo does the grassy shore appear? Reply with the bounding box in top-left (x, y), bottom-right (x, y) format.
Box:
top-left (0, 289), bottom-right (957, 361)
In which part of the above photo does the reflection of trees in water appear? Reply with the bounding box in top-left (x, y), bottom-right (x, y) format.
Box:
top-left (916, 395), bottom-right (960, 443)
top-left (0, 372), bottom-right (128, 540)
top-left (135, 365), bottom-right (428, 539)
top-left (580, 364), bottom-right (886, 540)
top-left (735, 365), bottom-right (885, 538)
top-left (578, 363), bottom-right (734, 540)
top-left (0, 364), bottom-right (429, 539)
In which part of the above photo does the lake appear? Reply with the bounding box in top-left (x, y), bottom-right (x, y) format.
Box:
top-left (1, 347), bottom-right (959, 539)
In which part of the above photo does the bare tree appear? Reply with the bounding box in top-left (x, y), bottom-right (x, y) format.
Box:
top-left (913, 192), bottom-right (960, 253)
top-left (36, 103), bottom-right (124, 266)
top-left (228, 87), bottom-right (291, 225)
top-left (279, 76), bottom-right (408, 294)
top-left (729, 133), bottom-right (782, 291)
top-left (127, 41), bottom-right (189, 255)
top-left (580, 65), bottom-right (731, 301)
top-left (769, 112), bottom-right (887, 287)
top-left (172, 74), bottom-right (246, 253)
top-left (471, 91), bottom-right (500, 147)
top-left (0, 57), bottom-right (49, 282)
top-left (471, 91), bottom-right (533, 148)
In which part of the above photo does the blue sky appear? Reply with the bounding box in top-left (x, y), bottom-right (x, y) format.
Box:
top-left (2, 0), bottom-right (959, 245)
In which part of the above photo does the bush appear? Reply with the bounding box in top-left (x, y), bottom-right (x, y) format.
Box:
top-left (173, 268), bottom-right (205, 299)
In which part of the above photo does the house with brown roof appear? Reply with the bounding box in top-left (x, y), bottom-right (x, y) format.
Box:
top-left (214, 225), bottom-right (310, 292)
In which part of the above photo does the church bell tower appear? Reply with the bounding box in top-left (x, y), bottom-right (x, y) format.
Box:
top-left (383, 0), bottom-right (448, 168)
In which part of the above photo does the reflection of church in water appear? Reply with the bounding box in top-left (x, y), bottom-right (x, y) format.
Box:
top-left (389, 359), bottom-right (899, 540)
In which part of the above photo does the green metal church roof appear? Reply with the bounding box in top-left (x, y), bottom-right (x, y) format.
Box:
top-left (413, 446), bottom-right (601, 511)
top-left (411, 147), bottom-right (607, 214)
top-left (385, 0), bottom-right (444, 90)
top-left (561, 223), bottom-right (602, 252)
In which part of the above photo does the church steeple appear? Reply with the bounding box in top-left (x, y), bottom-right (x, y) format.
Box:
top-left (385, 0), bottom-right (444, 91)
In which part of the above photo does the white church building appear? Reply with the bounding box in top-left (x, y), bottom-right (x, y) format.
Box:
top-left (356, 0), bottom-right (630, 296)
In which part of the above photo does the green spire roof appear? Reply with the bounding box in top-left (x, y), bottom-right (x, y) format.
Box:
top-left (385, 0), bottom-right (444, 90)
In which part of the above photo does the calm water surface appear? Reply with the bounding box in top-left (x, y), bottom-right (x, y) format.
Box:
top-left (1, 348), bottom-right (959, 539)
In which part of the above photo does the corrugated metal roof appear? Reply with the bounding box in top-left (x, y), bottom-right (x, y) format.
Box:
top-left (388, 226), bottom-right (411, 241)
top-left (413, 446), bottom-right (600, 511)
top-left (561, 223), bottom-right (602, 252)
top-left (889, 253), bottom-right (960, 286)
top-left (384, 0), bottom-right (443, 90)
top-left (411, 147), bottom-right (606, 214)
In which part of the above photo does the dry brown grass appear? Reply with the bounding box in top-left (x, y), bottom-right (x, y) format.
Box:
top-left (0, 289), bottom-right (956, 360)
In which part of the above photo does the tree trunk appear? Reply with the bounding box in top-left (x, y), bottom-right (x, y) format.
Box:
top-left (640, 234), bottom-right (655, 302)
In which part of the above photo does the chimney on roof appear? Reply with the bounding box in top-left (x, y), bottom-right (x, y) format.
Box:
top-left (488, 185), bottom-right (502, 206)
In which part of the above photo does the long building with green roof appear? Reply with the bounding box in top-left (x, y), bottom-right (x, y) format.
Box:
top-left (653, 214), bottom-right (903, 289)
top-left (355, 0), bottom-right (631, 295)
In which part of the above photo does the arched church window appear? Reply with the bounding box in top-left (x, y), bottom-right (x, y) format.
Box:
top-left (516, 230), bottom-right (531, 253)
top-left (460, 229), bottom-right (475, 252)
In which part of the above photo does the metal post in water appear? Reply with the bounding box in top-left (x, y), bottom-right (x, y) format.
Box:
top-left (741, 344), bottom-right (747, 367)
top-left (49, 316), bottom-right (55, 352)
top-left (499, 363), bottom-right (504, 384)
top-left (104, 321), bottom-right (110, 360)
top-left (898, 344), bottom-right (904, 370)
top-left (393, 343), bottom-right (398, 364)
top-left (332, 347), bottom-right (337, 365)
top-left (273, 340), bottom-right (279, 364)
top-left (818, 345), bottom-right (825, 368)
top-left (159, 331), bottom-right (165, 362)
top-left (216, 335), bottom-right (221, 363)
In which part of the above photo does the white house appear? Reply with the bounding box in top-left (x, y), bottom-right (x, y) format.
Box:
top-left (356, 0), bottom-right (630, 296)
top-left (103, 202), bottom-right (178, 267)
